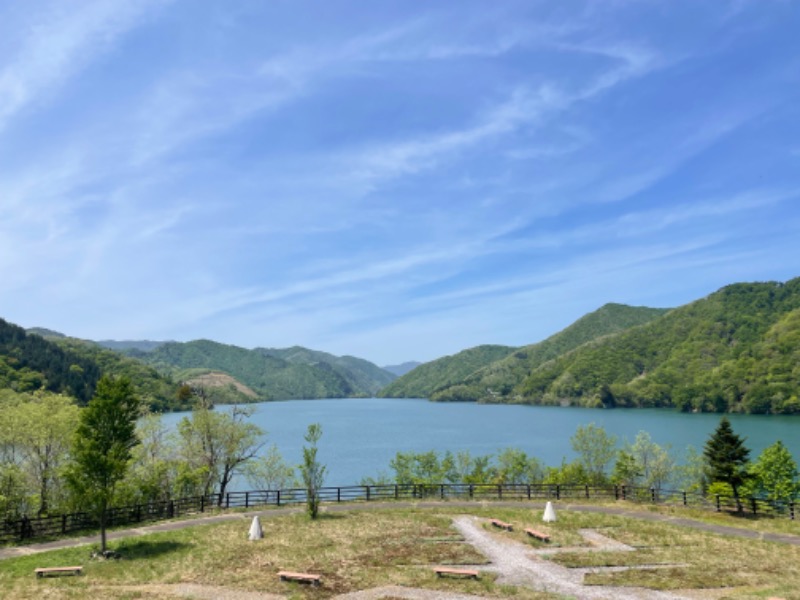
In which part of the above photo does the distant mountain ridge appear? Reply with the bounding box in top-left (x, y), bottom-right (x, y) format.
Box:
top-left (7, 276), bottom-right (800, 414)
top-left (379, 345), bottom-right (516, 399)
top-left (96, 340), bottom-right (169, 353)
top-left (382, 361), bottom-right (422, 377)
top-left (128, 339), bottom-right (396, 400)
top-left (430, 303), bottom-right (670, 402)
top-left (516, 279), bottom-right (800, 414)
top-left (380, 303), bottom-right (668, 401)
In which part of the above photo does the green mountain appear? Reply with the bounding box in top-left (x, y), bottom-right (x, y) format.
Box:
top-left (257, 346), bottom-right (395, 395)
top-left (516, 279), bottom-right (800, 414)
top-left (382, 361), bottom-right (422, 377)
top-left (96, 340), bottom-right (168, 352)
top-left (48, 338), bottom-right (187, 412)
top-left (132, 339), bottom-right (394, 400)
top-left (379, 345), bottom-right (516, 399)
top-left (430, 303), bottom-right (670, 402)
top-left (1, 319), bottom-right (100, 403)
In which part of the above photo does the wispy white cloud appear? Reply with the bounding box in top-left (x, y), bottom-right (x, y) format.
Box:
top-left (0, 0), bottom-right (168, 132)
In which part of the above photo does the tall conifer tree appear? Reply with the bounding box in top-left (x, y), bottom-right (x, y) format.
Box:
top-left (703, 417), bottom-right (750, 511)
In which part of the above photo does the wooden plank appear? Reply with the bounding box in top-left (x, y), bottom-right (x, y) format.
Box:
top-left (490, 518), bottom-right (513, 531)
top-left (524, 528), bottom-right (550, 542)
top-left (278, 570), bottom-right (321, 585)
top-left (34, 566), bottom-right (83, 578)
top-left (434, 567), bottom-right (479, 579)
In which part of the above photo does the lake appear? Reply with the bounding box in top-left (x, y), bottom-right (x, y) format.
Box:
top-left (160, 398), bottom-right (800, 487)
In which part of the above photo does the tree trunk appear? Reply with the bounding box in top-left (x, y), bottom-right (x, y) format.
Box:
top-left (100, 506), bottom-right (107, 553)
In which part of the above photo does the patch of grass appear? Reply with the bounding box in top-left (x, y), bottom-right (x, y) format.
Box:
top-left (2, 505), bottom-right (800, 599)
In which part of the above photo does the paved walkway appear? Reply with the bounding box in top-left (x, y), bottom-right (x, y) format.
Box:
top-left (2, 500), bottom-right (799, 560)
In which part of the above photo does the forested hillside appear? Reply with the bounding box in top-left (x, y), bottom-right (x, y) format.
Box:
top-left (430, 304), bottom-right (669, 402)
top-left (257, 346), bottom-right (395, 395)
top-left (379, 345), bottom-right (516, 399)
top-left (517, 279), bottom-right (800, 414)
top-left (47, 338), bottom-right (187, 412)
top-left (0, 319), bottom-right (99, 403)
top-left (382, 361), bottom-right (422, 377)
top-left (131, 339), bottom-right (394, 399)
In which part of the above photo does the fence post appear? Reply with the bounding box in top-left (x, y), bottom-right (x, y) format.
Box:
top-left (715, 494), bottom-right (721, 512)
top-left (498, 484), bottom-right (502, 500)
top-left (651, 488), bottom-right (656, 503)
top-left (614, 485), bottom-right (619, 500)
top-left (790, 502), bottom-right (795, 520)
top-left (622, 485), bottom-right (627, 501)
top-left (276, 490), bottom-right (281, 507)
top-left (585, 485), bottom-right (590, 499)
top-left (337, 487), bottom-right (341, 503)
top-left (201, 495), bottom-right (205, 513)
top-left (556, 485), bottom-right (561, 500)
top-left (682, 491), bottom-right (687, 506)
top-left (226, 493), bottom-right (230, 509)
top-left (168, 501), bottom-right (174, 518)
top-left (245, 492), bottom-right (250, 509)
top-left (440, 484), bottom-right (445, 500)
top-left (750, 498), bottom-right (757, 515)
top-left (366, 486), bottom-right (370, 501)
top-left (62, 514), bottom-right (67, 534)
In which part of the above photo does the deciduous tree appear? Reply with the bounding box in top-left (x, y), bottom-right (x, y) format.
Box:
top-left (745, 440), bottom-right (799, 504)
top-left (570, 423), bottom-right (617, 485)
top-left (66, 376), bottom-right (140, 553)
top-left (300, 423), bottom-right (325, 519)
top-left (177, 404), bottom-right (264, 504)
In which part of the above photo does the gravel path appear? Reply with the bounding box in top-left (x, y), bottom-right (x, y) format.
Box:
top-left (452, 516), bottom-right (689, 600)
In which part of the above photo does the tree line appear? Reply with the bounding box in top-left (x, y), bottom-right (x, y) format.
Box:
top-left (2, 376), bottom-right (798, 552)
top-left (361, 421), bottom-right (799, 508)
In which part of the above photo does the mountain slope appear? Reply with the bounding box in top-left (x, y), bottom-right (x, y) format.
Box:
top-left (382, 361), bottom-right (422, 377)
top-left (379, 345), bottom-right (516, 399)
top-left (48, 337), bottom-right (186, 412)
top-left (431, 303), bottom-right (670, 402)
top-left (516, 279), bottom-right (800, 414)
top-left (257, 346), bottom-right (395, 395)
top-left (134, 339), bottom-right (392, 399)
top-left (0, 319), bottom-right (100, 403)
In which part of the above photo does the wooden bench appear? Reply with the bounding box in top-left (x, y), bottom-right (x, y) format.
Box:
top-left (434, 567), bottom-right (479, 579)
top-left (278, 570), bottom-right (321, 586)
top-left (524, 528), bottom-right (550, 542)
top-left (35, 566), bottom-right (83, 578)
top-left (490, 518), bottom-right (513, 531)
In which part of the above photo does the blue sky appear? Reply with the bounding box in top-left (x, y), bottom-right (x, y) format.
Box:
top-left (1, 1), bottom-right (799, 366)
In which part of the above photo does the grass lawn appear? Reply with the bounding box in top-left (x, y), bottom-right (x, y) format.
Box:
top-left (1, 504), bottom-right (799, 599)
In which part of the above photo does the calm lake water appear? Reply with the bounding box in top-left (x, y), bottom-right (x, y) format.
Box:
top-left (160, 398), bottom-right (800, 487)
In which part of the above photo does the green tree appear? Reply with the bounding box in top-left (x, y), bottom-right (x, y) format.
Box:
top-left (570, 423), bottom-right (617, 485)
top-left (66, 376), bottom-right (140, 553)
top-left (703, 417), bottom-right (750, 511)
top-left (245, 444), bottom-right (297, 490)
top-left (673, 445), bottom-right (707, 493)
top-left (629, 431), bottom-right (674, 492)
top-left (8, 392), bottom-right (79, 515)
top-left (177, 404), bottom-right (264, 504)
top-left (611, 449), bottom-right (640, 488)
top-left (745, 440), bottom-right (799, 504)
top-left (300, 423), bottom-right (326, 519)
top-left (494, 448), bottom-right (543, 484)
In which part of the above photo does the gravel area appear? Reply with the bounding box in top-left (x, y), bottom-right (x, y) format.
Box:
top-left (336, 585), bottom-right (491, 600)
top-left (452, 516), bottom-right (690, 600)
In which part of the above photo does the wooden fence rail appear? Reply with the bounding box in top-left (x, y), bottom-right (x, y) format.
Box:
top-left (1, 483), bottom-right (795, 546)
